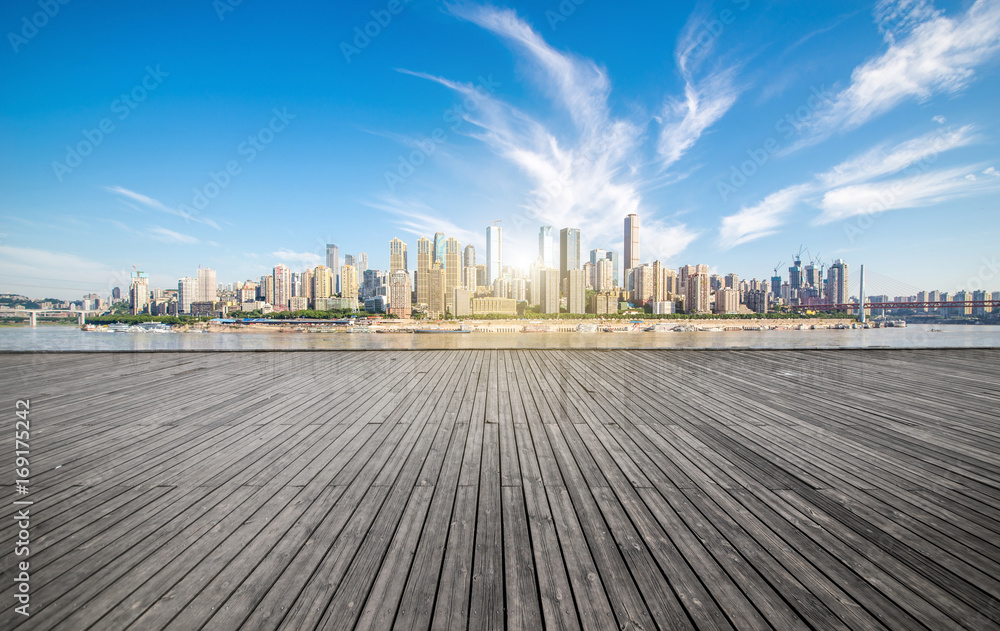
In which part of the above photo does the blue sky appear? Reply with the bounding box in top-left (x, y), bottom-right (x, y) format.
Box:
top-left (2, 0), bottom-right (999, 300)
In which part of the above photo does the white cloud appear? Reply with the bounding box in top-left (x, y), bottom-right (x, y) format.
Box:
top-left (816, 165), bottom-right (1000, 223)
top-left (148, 226), bottom-right (199, 245)
top-left (984, 166), bottom-right (999, 177)
top-left (933, 114), bottom-right (947, 124)
top-left (105, 185), bottom-right (221, 230)
top-left (792, 0), bottom-right (1000, 149)
top-left (658, 9), bottom-right (742, 171)
top-left (719, 185), bottom-right (813, 249)
top-left (0, 245), bottom-right (130, 299)
top-left (270, 249), bottom-right (323, 269)
top-left (720, 125), bottom-right (982, 245)
top-left (392, 6), bottom-right (698, 266)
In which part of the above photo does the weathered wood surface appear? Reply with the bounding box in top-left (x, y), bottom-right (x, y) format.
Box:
top-left (1, 348), bottom-right (998, 630)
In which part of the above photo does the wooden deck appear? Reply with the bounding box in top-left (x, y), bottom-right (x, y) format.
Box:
top-left (1, 349), bottom-right (999, 630)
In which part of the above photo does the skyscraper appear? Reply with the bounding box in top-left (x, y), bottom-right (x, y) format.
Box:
top-left (825, 259), bottom-right (849, 307)
top-left (559, 227), bottom-right (581, 285)
top-left (388, 271), bottom-right (412, 319)
top-left (344, 254), bottom-right (356, 269)
top-left (445, 237), bottom-right (461, 310)
top-left (596, 258), bottom-right (614, 293)
top-left (486, 224), bottom-right (502, 286)
top-left (427, 264), bottom-right (446, 318)
top-left (417, 237), bottom-right (432, 307)
top-left (273, 264), bottom-right (291, 310)
top-left (326, 244), bottom-right (340, 295)
top-left (539, 226), bottom-right (555, 268)
top-left (541, 268), bottom-right (560, 314)
top-left (312, 265), bottom-right (333, 299)
top-left (197, 267), bottom-right (216, 303)
top-left (567, 269), bottom-right (586, 314)
top-left (433, 232), bottom-right (446, 267)
top-left (389, 238), bottom-right (407, 273)
top-left (129, 271), bottom-right (149, 315)
top-left (463, 244), bottom-right (476, 269)
top-left (357, 253), bottom-right (368, 275)
top-left (178, 277), bottom-right (199, 314)
top-left (341, 264), bottom-right (359, 309)
top-left (624, 214), bottom-right (639, 286)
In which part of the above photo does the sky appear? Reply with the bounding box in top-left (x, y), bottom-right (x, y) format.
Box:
top-left (2, 0), bottom-right (999, 300)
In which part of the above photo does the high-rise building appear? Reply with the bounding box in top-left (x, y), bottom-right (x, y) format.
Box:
top-left (633, 264), bottom-right (655, 306)
top-left (596, 258), bottom-right (614, 293)
top-left (433, 232), bottom-right (446, 266)
top-left (539, 226), bottom-right (555, 268)
top-left (445, 237), bottom-right (461, 310)
top-left (344, 254), bottom-right (356, 269)
top-left (326, 244), bottom-right (340, 294)
top-left (463, 244), bottom-right (476, 269)
top-left (178, 277), bottom-right (199, 314)
top-left (300, 270), bottom-right (313, 303)
top-left (273, 264), bottom-right (291, 310)
top-left (559, 228), bottom-right (581, 285)
top-left (724, 273), bottom-right (739, 290)
top-left (511, 278), bottom-right (526, 303)
top-left (567, 269), bottom-right (586, 314)
top-left (341, 264), bottom-right (359, 310)
top-left (583, 261), bottom-right (595, 289)
top-left (389, 238), bottom-right (407, 272)
top-left (427, 265), bottom-right (446, 318)
top-left (687, 273), bottom-right (710, 314)
top-left (362, 269), bottom-right (388, 300)
top-left (313, 265), bottom-right (333, 299)
top-left (197, 267), bottom-right (217, 303)
top-left (540, 268), bottom-right (560, 314)
top-left (388, 271), bottom-right (412, 319)
top-left (624, 214), bottom-right (639, 287)
top-left (825, 259), bottom-right (849, 307)
top-left (486, 224), bottom-right (502, 286)
top-left (714, 288), bottom-right (739, 314)
top-left (129, 271), bottom-right (150, 315)
top-left (112, 286), bottom-right (121, 301)
top-left (605, 250), bottom-right (620, 288)
top-left (416, 237), bottom-right (432, 307)
top-left (463, 265), bottom-right (477, 291)
top-left (476, 264), bottom-right (487, 288)
top-left (357, 253), bottom-right (368, 275)
top-left (662, 267), bottom-right (677, 296)
top-left (529, 259), bottom-right (544, 305)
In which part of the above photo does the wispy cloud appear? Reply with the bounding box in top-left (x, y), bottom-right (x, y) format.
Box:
top-left (104, 185), bottom-right (221, 230)
top-left (270, 249), bottom-right (323, 269)
top-left (392, 5), bottom-right (698, 265)
top-left (816, 164), bottom-right (1000, 224)
top-left (366, 196), bottom-right (481, 247)
top-left (790, 0), bottom-right (1000, 149)
top-left (658, 8), bottom-right (742, 171)
top-left (719, 125), bottom-right (983, 246)
top-left (149, 226), bottom-right (200, 245)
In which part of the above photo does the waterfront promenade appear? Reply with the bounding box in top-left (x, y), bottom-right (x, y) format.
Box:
top-left (1, 349), bottom-right (998, 630)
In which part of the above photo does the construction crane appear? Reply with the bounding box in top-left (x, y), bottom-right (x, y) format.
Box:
top-left (490, 220), bottom-right (502, 226)
top-left (773, 261), bottom-right (784, 277)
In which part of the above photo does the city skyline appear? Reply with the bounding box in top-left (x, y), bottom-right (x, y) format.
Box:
top-left (3, 1), bottom-right (1000, 300)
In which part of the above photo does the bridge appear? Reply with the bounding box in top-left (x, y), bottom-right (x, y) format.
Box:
top-left (791, 300), bottom-right (1000, 313)
top-left (0, 309), bottom-right (103, 326)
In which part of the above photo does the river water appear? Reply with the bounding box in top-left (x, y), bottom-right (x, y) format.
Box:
top-left (1, 324), bottom-right (998, 351)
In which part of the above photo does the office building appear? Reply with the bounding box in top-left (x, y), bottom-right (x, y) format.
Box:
top-left (540, 268), bottom-right (560, 314)
top-left (357, 253), bottom-right (368, 275)
top-left (178, 277), bottom-right (199, 314)
top-left (559, 227), bottom-right (581, 284)
top-left (445, 237), bottom-right (461, 310)
top-left (389, 238), bottom-right (407, 272)
top-left (624, 214), bottom-right (639, 287)
top-left (539, 226), bottom-right (555, 268)
top-left (326, 244), bottom-right (340, 294)
top-left (341, 264), bottom-right (359, 310)
top-left (567, 268), bottom-right (586, 314)
top-left (486, 224), bottom-right (502, 286)
top-left (416, 237), bottom-right (433, 307)
top-left (426, 265), bottom-right (446, 318)
top-left (463, 244), bottom-right (476, 269)
top-left (388, 271), bottom-right (412, 319)
top-left (476, 264), bottom-right (487, 288)
top-left (272, 264), bottom-right (291, 311)
top-left (197, 267), bottom-right (217, 303)
top-left (463, 265), bottom-right (477, 292)
top-left (825, 259), bottom-right (849, 307)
